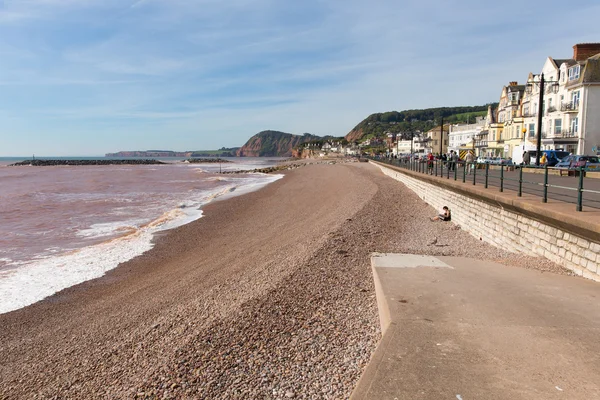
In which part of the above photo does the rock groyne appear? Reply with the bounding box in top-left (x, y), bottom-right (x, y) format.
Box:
top-left (9, 159), bottom-right (166, 167)
top-left (184, 158), bottom-right (232, 164)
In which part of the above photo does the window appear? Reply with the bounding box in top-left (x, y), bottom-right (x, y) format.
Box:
top-left (554, 119), bottom-right (562, 134)
top-left (529, 123), bottom-right (535, 138)
top-left (542, 100), bottom-right (545, 116)
top-left (571, 117), bottom-right (579, 133)
top-left (571, 91), bottom-right (580, 107)
top-left (524, 105), bottom-right (529, 116)
top-left (568, 65), bottom-right (580, 81)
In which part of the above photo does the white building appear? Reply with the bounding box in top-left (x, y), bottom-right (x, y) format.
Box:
top-left (448, 117), bottom-right (485, 153)
top-left (522, 43), bottom-right (600, 155)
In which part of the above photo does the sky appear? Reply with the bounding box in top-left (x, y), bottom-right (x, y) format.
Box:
top-left (1, 0), bottom-right (599, 156)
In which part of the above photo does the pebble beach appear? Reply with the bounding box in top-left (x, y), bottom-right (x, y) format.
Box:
top-left (0, 161), bottom-right (570, 399)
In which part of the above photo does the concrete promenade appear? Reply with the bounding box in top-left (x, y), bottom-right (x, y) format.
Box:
top-left (351, 254), bottom-right (600, 400)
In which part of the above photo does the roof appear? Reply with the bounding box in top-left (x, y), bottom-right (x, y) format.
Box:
top-left (566, 53), bottom-right (600, 85)
top-left (507, 85), bottom-right (525, 93)
top-left (582, 56), bottom-right (600, 83)
top-left (551, 58), bottom-right (576, 69)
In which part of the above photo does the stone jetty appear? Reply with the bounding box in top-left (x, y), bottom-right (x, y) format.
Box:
top-left (183, 158), bottom-right (232, 164)
top-left (9, 159), bottom-right (166, 166)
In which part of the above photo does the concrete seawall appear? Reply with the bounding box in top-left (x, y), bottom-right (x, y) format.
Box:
top-left (372, 161), bottom-right (600, 281)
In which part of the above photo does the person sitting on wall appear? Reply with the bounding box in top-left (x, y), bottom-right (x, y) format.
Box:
top-left (430, 206), bottom-right (451, 222)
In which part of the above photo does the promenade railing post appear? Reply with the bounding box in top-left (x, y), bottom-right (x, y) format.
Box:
top-left (518, 166), bottom-right (523, 197)
top-left (543, 165), bottom-right (549, 203)
top-left (454, 163), bottom-right (457, 180)
top-left (577, 167), bottom-right (584, 212)
top-left (500, 165), bottom-right (504, 192)
top-left (435, 160), bottom-right (438, 177)
top-left (484, 163), bottom-right (489, 189)
top-left (462, 162), bottom-right (466, 183)
top-left (472, 162), bottom-right (476, 185)
top-left (447, 162), bottom-right (450, 179)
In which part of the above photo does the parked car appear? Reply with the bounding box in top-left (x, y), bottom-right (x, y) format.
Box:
top-left (527, 150), bottom-right (571, 166)
top-left (555, 155), bottom-right (600, 170)
top-left (486, 157), bottom-right (513, 165)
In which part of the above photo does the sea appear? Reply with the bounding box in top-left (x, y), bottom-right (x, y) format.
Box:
top-left (0, 156), bottom-right (285, 314)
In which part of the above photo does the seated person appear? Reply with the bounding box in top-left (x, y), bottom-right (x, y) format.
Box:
top-left (430, 206), bottom-right (451, 221)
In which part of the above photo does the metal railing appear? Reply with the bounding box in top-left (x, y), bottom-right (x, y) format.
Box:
top-left (561, 102), bottom-right (579, 112)
top-left (370, 156), bottom-right (600, 212)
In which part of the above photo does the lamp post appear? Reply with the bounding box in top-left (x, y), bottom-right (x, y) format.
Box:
top-left (439, 116), bottom-right (444, 156)
top-left (527, 73), bottom-right (559, 166)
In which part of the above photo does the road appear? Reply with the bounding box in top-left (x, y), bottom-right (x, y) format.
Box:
top-left (383, 159), bottom-right (600, 210)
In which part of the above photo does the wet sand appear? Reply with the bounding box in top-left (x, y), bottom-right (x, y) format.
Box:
top-left (0, 162), bottom-right (567, 399)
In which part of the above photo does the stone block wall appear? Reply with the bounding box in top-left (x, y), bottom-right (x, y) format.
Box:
top-left (375, 163), bottom-right (600, 281)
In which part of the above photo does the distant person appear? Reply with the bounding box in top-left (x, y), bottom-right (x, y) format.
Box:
top-left (451, 150), bottom-right (459, 171)
top-left (430, 206), bottom-right (451, 221)
top-left (427, 152), bottom-right (434, 174)
top-left (465, 152), bottom-right (474, 174)
top-left (540, 153), bottom-right (548, 166)
top-left (522, 151), bottom-right (531, 166)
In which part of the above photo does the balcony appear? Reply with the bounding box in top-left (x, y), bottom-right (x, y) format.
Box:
top-left (547, 105), bottom-right (557, 113)
top-left (561, 102), bottom-right (579, 112)
top-left (553, 130), bottom-right (578, 138)
top-left (542, 130), bottom-right (579, 140)
top-left (522, 111), bottom-right (537, 118)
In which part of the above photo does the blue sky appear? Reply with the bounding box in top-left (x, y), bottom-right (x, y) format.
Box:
top-left (1, 0), bottom-right (599, 156)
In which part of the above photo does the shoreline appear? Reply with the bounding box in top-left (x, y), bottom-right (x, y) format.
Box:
top-left (0, 162), bottom-right (568, 399)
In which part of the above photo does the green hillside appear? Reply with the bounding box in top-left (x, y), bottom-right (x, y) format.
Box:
top-left (346, 104), bottom-right (496, 142)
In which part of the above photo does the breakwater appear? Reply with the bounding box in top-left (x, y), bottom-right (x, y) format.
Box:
top-left (184, 158), bottom-right (231, 164)
top-left (9, 159), bottom-right (166, 166)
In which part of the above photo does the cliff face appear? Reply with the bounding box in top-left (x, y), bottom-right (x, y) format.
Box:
top-left (344, 128), bottom-right (364, 143)
top-left (237, 131), bottom-right (320, 157)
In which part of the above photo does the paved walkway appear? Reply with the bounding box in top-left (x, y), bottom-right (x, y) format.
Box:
top-left (351, 254), bottom-right (600, 400)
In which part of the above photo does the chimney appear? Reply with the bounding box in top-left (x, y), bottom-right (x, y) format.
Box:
top-left (509, 81), bottom-right (518, 86)
top-left (573, 43), bottom-right (600, 61)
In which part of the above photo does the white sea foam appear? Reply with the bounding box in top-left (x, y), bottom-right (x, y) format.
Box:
top-left (76, 220), bottom-right (145, 239)
top-left (0, 173), bottom-right (282, 314)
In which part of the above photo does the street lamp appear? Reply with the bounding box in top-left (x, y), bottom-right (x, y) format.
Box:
top-left (439, 116), bottom-right (444, 155)
top-left (526, 73), bottom-right (559, 166)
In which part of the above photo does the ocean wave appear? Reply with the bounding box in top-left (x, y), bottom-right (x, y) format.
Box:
top-left (0, 172), bottom-right (282, 314)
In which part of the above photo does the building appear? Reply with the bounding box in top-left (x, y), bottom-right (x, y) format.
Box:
top-left (448, 117), bottom-right (485, 155)
top-left (499, 82), bottom-right (526, 159)
top-left (425, 124), bottom-right (449, 155)
top-left (474, 106), bottom-right (494, 156)
top-left (523, 43), bottom-right (600, 155)
top-left (485, 81), bottom-right (526, 159)
top-left (393, 132), bottom-right (426, 155)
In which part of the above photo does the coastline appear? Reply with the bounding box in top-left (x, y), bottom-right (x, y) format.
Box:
top-left (0, 162), bottom-right (567, 399)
